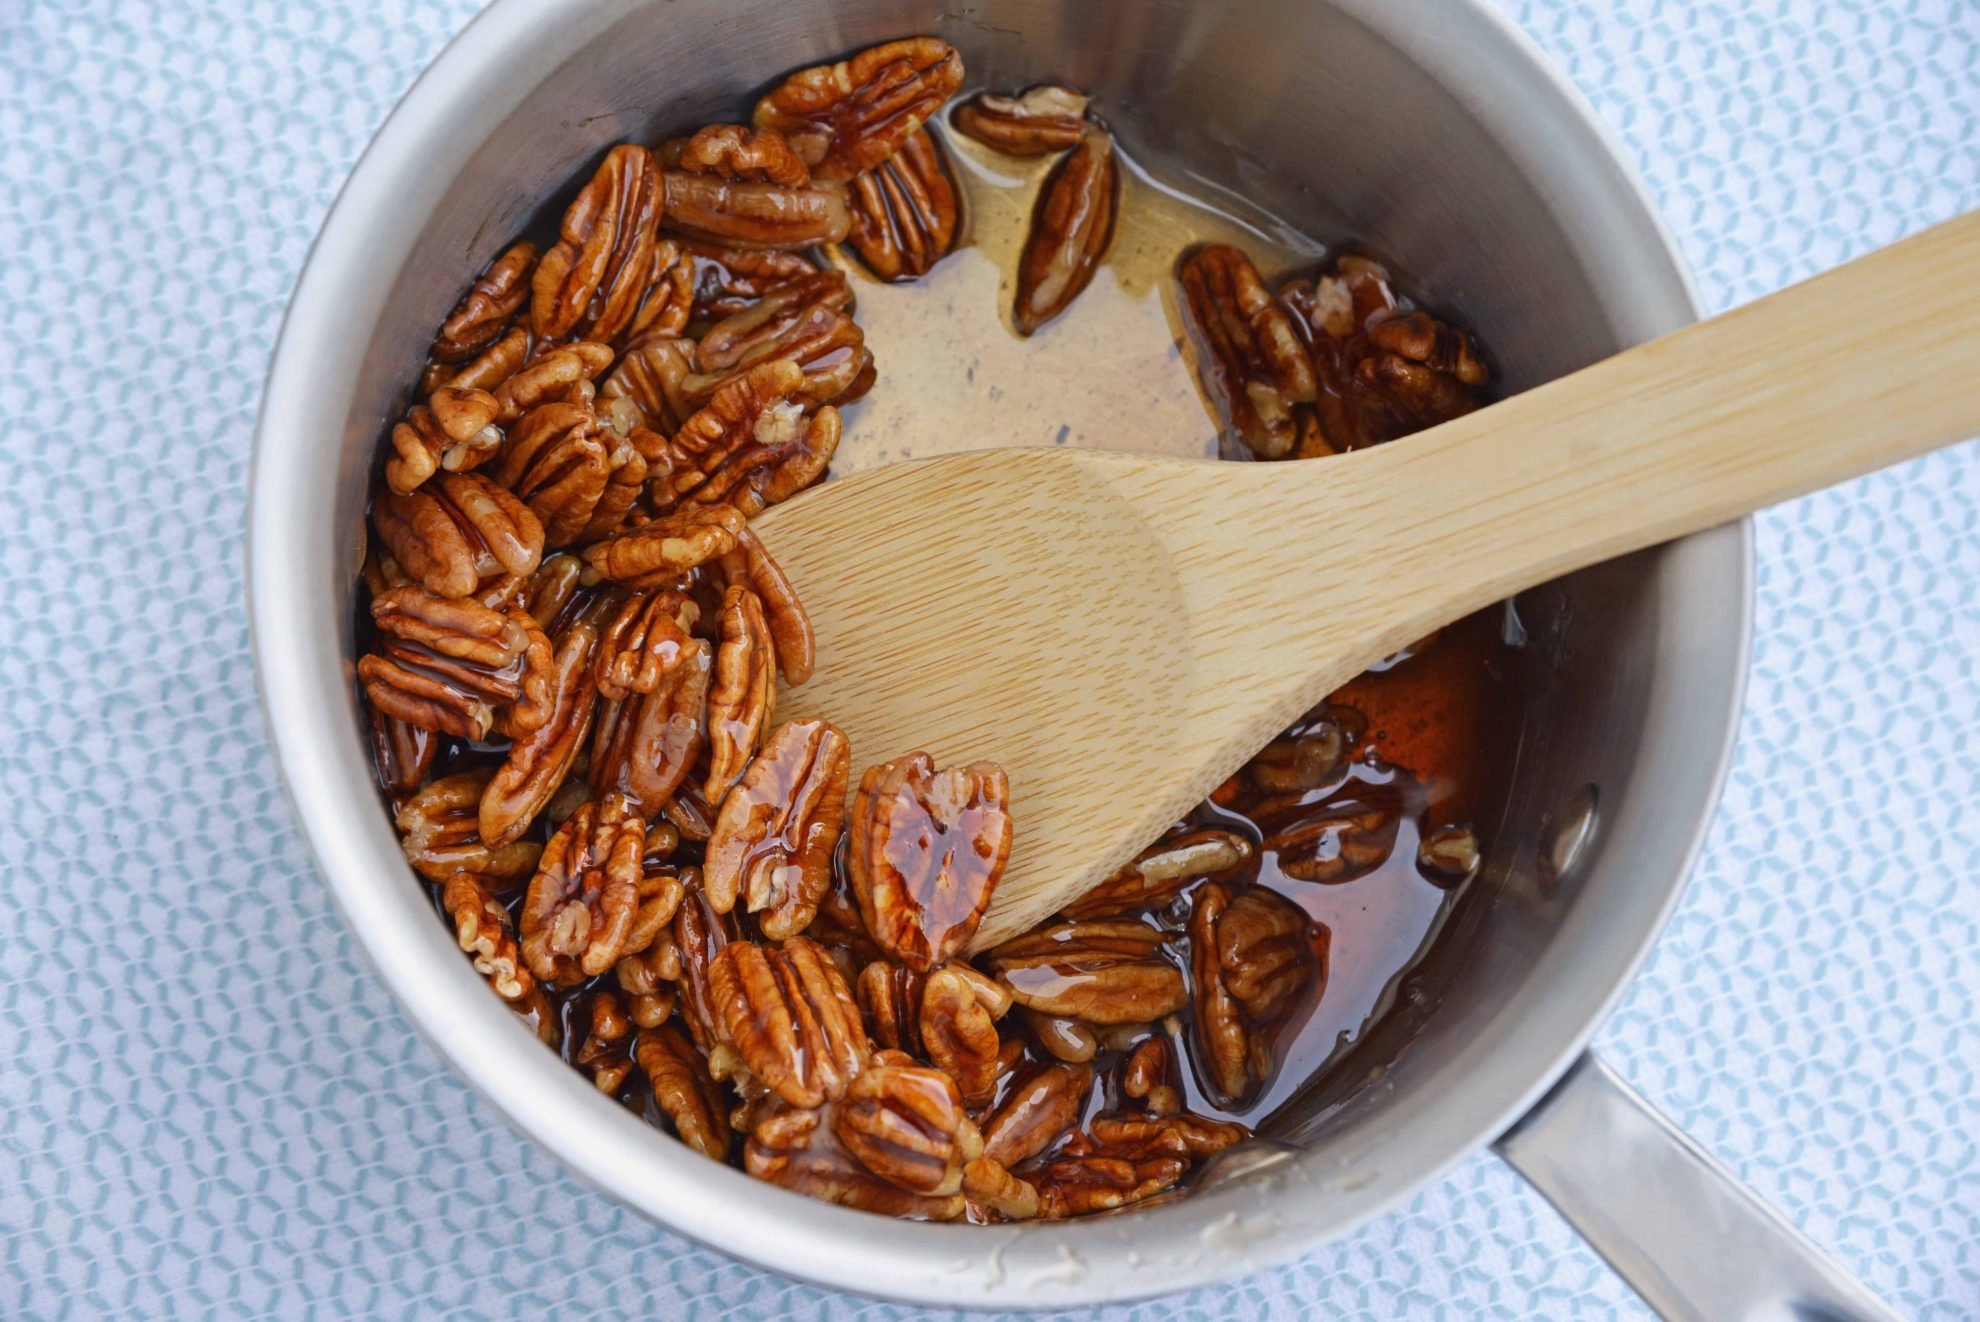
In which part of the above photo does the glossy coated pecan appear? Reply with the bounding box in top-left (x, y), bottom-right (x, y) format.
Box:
top-left (918, 964), bottom-right (1005, 1109)
top-left (359, 586), bottom-right (555, 741)
top-left (690, 272), bottom-right (870, 410)
top-left (616, 937), bottom-right (679, 1029)
top-left (583, 503), bottom-right (744, 583)
top-left (598, 333), bottom-right (694, 435)
top-left (689, 400), bottom-right (840, 520)
top-left (593, 589), bottom-right (699, 702)
top-left (1187, 881), bottom-right (1318, 1108)
top-left (432, 240), bottom-right (537, 362)
top-left (848, 753), bottom-right (1013, 971)
top-left (573, 427), bottom-right (649, 544)
top-left (532, 144), bottom-right (664, 342)
top-left (396, 769), bottom-right (543, 883)
top-left (703, 584), bottom-right (775, 803)
top-left (1246, 709), bottom-right (1360, 793)
top-left (672, 124), bottom-right (811, 188)
top-left (835, 1050), bottom-right (983, 1195)
top-left (491, 342), bottom-right (615, 423)
top-left (440, 871), bottom-right (534, 1004)
top-left (857, 960), bottom-right (922, 1053)
top-left (371, 471), bottom-right (545, 598)
top-left (367, 700), bottom-right (436, 798)
top-left (623, 239), bottom-right (694, 344)
top-left (1021, 1007), bottom-right (1098, 1063)
top-left (663, 781), bottom-right (718, 843)
top-left (846, 126), bottom-right (958, 282)
top-left (1062, 826), bottom-right (1255, 920)
top-left (988, 919), bottom-right (1186, 1024)
top-left (1418, 823), bottom-right (1482, 884)
top-left (979, 1061), bottom-right (1091, 1168)
top-left (1258, 782), bottom-right (1401, 884)
top-left (1029, 1125), bottom-right (1186, 1218)
top-left (1089, 1110), bottom-right (1247, 1160)
top-left (493, 400), bottom-right (609, 547)
top-left (665, 357), bottom-right (808, 500)
top-left (1013, 124), bottom-right (1117, 335)
top-left (1177, 243), bottom-right (1318, 460)
top-left (963, 1155), bottom-right (1040, 1221)
top-left (434, 325), bottom-right (532, 397)
top-left (751, 37), bottom-right (963, 181)
top-left (705, 718), bottom-right (850, 940)
top-left (523, 553), bottom-right (587, 631)
top-left (575, 990), bottom-right (635, 1093)
top-left (673, 882), bottom-right (738, 1054)
top-left (480, 616), bottom-right (600, 846)
top-left (589, 636), bottom-right (710, 816)
top-left (635, 1023), bottom-right (734, 1160)
top-left (745, 1101), bottom-right (966, 1220)
top-left (659, 170), bottom-right (851, 250)
top-left (386, 386), bottom-right (504, 495)
top-left (626, 849), bottom-right (688, 959)
top-left (519, 791), bottom-right (647, 985)
top-left (718, 526), bottom-right (814, 684)
top-left (1120, 1037), bottom-right (1182, 1116)
top-left (684, 242), bottom-right (822, 319)
top-left (952, 84), bottom-right (1089, 155)
top-left (707, 936), bottom-right (869, 1108)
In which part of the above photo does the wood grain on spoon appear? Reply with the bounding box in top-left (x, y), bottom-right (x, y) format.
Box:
top-left (755, 211), bottom-right (1980, 949)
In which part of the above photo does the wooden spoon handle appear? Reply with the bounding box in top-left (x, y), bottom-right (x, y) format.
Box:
top-left (1294, 211), bottom-right (1980, 637)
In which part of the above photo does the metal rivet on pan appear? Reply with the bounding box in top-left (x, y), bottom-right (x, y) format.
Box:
top-left (1539, 784), bottom-right (1599, 893)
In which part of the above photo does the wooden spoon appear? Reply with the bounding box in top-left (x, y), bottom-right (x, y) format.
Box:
top-left (755, 211), bottom-right (1980, 950)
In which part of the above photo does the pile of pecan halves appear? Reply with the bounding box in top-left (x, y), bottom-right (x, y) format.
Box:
top-left (356, 35), bottom-right (1494, 1224)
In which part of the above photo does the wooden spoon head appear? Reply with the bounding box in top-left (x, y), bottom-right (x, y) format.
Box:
top-left (754, 446), bottom-right (1354, 948)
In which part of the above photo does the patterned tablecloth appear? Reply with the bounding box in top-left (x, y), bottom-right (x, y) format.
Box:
top-left (3, 0), bottom-right (1975, 1316)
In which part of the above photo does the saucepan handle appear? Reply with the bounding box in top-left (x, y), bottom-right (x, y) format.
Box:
top-left (1493, 1052), bottom-right (1901, 1322)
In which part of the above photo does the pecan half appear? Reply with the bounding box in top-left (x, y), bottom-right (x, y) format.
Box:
top-left (433, 240), bottom-right (538, 362)
top-left (673, 882), bottom-right (738, 1054)
top-left (745, 1101), bottom-right (965, 1220)
top-left (962, 1155), bottom-right (1040, 1221)
top-left (846, 126), bottom-right (958, 282)
top-left (1177, 243), bottom-right (1318, 460)
top-left (671, 124), bottom-right (812, 188)
top-left (583, 503), bottom-right (744, 583)
top-left (386, 387), bottom-right (504, 495)
top-left (659, 170), bottom-right (851, 250)
top-left (703, 584), bottom-right (775, 803)
top-left (371, 471), bottom-right (545, 599)
top-left (593, 589), bottom-right (699, 702)
top-left (751, 37), bottom-right (964, 181)
top-left (979, 1061), bottom-right (1091, 1168)
top-left (1187, 882), bottom-right (1319, 1108)
top-left (1090, 1110), bottom-right (1247, 1160)
top-left (1062, 826), bottom-right (1255, 920)
top-left (835, 1050), bottom-right (983, 1195)
top-left (635, 1023), bottom-right (734, 1160)
top-left (576, 990), bottom-right (636, 1093)
top-left (396, 769), bottom-right (543, 883)
top-left (434, 325), bottom-right (532, 397)
top-left (848, 753), bottom-right (1012, 971)
top-left (1257, 782), bottom-right (1401, 884)
top-left (1013, 124), bottom-right (1117, 335)
top-left (519, 791), bottom-right (647, 985)
top-left (918, 964), bottom-right (1005, 1109)
top-left (705, 718), bottom-right (850, 940)
top-left (623, 239), bottom-right (694, 343)
top-left (491, 341), bottom-right (615, 423)
top-left (359, 586), bottom-right (555, 740)
top-left (572, 427), bottom-right (650, 544)
top-left (952, 84), bottom-right (1089, 155)
top-left (689, 273), bottom-right (870, 410)
top-left (439, 871), bottom-right (534, 1004)
top-left (367, 699), bottom-right (436, 798)
top-left (988, 919), bottom-right (1186, 1024)
top-left (689, 401), bottom-right (839, 519)
top-left (1247, 709), bottom-right (1360, 793)
top-left (532, 144), bottom-right (664, 342)
top-left (684, 242), bottom-right (822, 319)
top-left (1029, 1125), bottom-right (1187, 1218)
top-left (718, 526), bottom-right (815, 684)
top-left (708, 936), bottom-right (869, 1108)
top-left (589, 636), bottom-right (710, 815)
top-left (666, 358), bottom-right (808, 500)
top-left (492, 400), bottom-right (609, 547)
top-left (480, 616), bottom-right (600, 846)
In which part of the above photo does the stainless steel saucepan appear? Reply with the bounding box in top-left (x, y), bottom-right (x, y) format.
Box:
top-left (247, 0), bottom-right (1899, 1313)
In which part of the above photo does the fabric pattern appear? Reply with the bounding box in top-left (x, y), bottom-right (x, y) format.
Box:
top-left (1, 0), bottom-right (1974, 1317)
